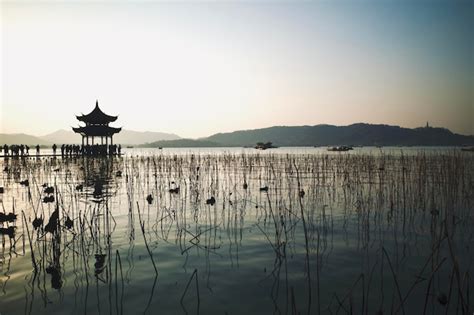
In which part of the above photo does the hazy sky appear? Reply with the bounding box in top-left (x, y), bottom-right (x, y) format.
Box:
top-left (1, 1), bottom-right (473, 138)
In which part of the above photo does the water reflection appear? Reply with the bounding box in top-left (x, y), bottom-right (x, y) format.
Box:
top-left (79, 157), bottom-right (119, 202)
top-left (0, 151), bottom-right (473, 314)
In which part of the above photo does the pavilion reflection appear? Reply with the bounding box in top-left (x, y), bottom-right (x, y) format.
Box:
top-left (77, 156), bottom-right (122, 202)
top-left (19, 156), bottom-right (124, 301)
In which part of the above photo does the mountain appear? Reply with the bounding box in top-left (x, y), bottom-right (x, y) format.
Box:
top-left (3, 124), bottom-right (473, 148)
top-left (40, 129), bottom-right (180, 145)
top-left (40, 129), bottom-right (77, 144)
top-left (115, 130), bottom-right (180, 145)
top-left (0, 133), bottom-right (51, 145)
top-left (140, 139), bottom-right (221, 148)
top-left (203, 124), bottom-right (474, 147)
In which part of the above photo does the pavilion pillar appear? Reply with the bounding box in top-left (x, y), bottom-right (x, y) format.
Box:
top-left (82, 136), bottom-right (84, 146)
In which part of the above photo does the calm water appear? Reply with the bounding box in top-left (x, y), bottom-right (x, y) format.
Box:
top-left (0, 147), bottom-right (472, 314)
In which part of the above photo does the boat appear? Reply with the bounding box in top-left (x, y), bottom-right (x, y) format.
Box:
top-left (461, 147), bottom-right (474, 152)
top-left (327, 146), bottom-right (353, 152)
top-left (255, 142), bottom-right (277, 150)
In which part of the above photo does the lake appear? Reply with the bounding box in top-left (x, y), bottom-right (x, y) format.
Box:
top-left (0, 147), bottom-right (472, 314)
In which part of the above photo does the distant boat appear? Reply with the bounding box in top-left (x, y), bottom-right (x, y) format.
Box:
top-left (461, 147), bottom-right (474, 152)
top-left (327, 146), bottom-right (353, 152)
top-left (126, 145), bottom-right (134, 148)
top-left (255, 142), bottom-right (277, 150)
top-left (158, 147), bottom-right (163, 150)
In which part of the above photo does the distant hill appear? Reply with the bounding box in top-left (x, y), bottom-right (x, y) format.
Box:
top-left (204, 124), bottom-right (474, 147)
top-left (0, 133), bottom-right (51, 145)
top-left (115, 130), bottom-right (180, 145)
top-left (40, 129), bottom-right (77, 144)
top-left (140, 139), bottom-right (221, 148)
top-left (40, 129), bottom-right (180, 145)
top-left (3, 124), bottom-right (473, 148)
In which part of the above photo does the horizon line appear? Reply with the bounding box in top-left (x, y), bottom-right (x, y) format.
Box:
top-left (1, 122), bottom-right (473, 138)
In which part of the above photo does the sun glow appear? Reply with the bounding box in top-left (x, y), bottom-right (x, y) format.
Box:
top-left (1, 2), bottom-right (472, 137)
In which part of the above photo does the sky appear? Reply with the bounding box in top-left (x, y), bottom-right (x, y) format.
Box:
top-left (1, 0), bottom-right (473, 138)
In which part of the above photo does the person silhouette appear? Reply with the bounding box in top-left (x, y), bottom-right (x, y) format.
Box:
top-left (52, 144), bottom-right (57, 155)
top-left (36, 144), bottom-right (40, 155)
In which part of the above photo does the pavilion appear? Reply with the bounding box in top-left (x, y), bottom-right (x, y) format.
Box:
top-left (72, 100), bottom-right (121, 152)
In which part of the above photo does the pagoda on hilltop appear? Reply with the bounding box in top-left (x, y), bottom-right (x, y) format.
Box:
top-left (73, 100), bottom-right (121, 151)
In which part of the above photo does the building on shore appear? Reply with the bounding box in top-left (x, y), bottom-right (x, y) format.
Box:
top-left (72, 100), bottom-right (121, 154)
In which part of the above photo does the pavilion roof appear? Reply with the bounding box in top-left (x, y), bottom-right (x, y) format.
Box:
top-left (72, 125), bottom-right (122, 137)
top-left (76, 100), bottom-right (118, 124)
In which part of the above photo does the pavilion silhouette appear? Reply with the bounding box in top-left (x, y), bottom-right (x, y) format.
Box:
top-left (73, 100), bottom-right (121, 155)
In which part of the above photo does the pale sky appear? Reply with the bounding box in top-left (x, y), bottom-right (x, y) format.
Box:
top-left (1, 0), bottom-right (473, 138)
